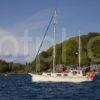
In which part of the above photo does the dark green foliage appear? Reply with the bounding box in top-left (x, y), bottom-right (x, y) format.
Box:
top-left (29, 32), bottom-right (100, 72)
top-left (0, 60), bottom-right (26, 74)
top-left (1, 32), bottom-right (99, 73)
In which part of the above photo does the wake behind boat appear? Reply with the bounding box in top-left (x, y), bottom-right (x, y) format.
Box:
top-left (29, 9), bottom-right (96, 83)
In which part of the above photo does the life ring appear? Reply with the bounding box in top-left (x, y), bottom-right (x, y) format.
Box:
top-left (87, 73), bottom-right (96, 78)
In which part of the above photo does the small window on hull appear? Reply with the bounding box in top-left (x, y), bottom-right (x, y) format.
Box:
top-left (78, 71), bottom-right (80, 74)
top-left (63, 74), bottom-right (68, 76)
top-left (57, 74), bottom-right (61, 76)
top-left (47, 74), bottom-right (51, 76)
top-left (72, 71), bottom-right (77, 75)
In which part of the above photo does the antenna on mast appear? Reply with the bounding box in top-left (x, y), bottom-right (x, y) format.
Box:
top-left (53, 9), bottom-right (57, 73)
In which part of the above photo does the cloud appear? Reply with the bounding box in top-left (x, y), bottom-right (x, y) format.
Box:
top-left (0, 8), bottom-right (54, 63)
top-left (0, 28), bottom-right (49, 63)
top-left (0, 29), bottom-right (11, 37)
top-left (0, 29), bottom-right (31, 62)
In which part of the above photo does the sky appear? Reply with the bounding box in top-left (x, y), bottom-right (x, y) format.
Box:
top-left (0, 0), bottom-right (100, 63)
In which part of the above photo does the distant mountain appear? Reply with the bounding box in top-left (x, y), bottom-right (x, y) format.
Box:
top-left (30, 32), bottom-right (100, 72)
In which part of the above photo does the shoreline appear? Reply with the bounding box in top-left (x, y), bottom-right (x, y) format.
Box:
top-left (0, 73), bottom-right (29, 76)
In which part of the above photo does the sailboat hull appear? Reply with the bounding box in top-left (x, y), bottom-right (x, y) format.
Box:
top-left (29, 73), bottom-right (94, 83)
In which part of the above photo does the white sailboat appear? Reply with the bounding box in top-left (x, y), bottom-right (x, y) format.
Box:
top-left (29, 9), bottom-right (96, 83)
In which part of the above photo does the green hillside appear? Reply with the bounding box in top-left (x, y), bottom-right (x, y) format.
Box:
top-left (30, 32), bottom-right (100, 72)
top-left (0, 32), bottom-right (99, 74)
top-left (0, 60), bottom-right (26, 74)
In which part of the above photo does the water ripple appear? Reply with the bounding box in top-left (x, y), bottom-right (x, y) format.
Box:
top-left (0, 75), bottom-right (100, 100)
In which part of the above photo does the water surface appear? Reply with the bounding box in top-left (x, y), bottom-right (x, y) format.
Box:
top-left (0, 75), bottom-right (100, 100)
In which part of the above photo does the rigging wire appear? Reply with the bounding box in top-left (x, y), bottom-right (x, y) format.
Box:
top-left (34, 11), bottom-right (54, 64)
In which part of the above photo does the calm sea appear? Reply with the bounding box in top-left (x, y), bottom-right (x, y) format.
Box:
top-left (0, 75), bottom-right (100, 100)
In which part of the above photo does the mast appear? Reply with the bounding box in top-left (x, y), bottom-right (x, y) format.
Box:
top-left (53, 9), bottom-right (57, 73)
top-left (78, 31), bottom-right (81, 68)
